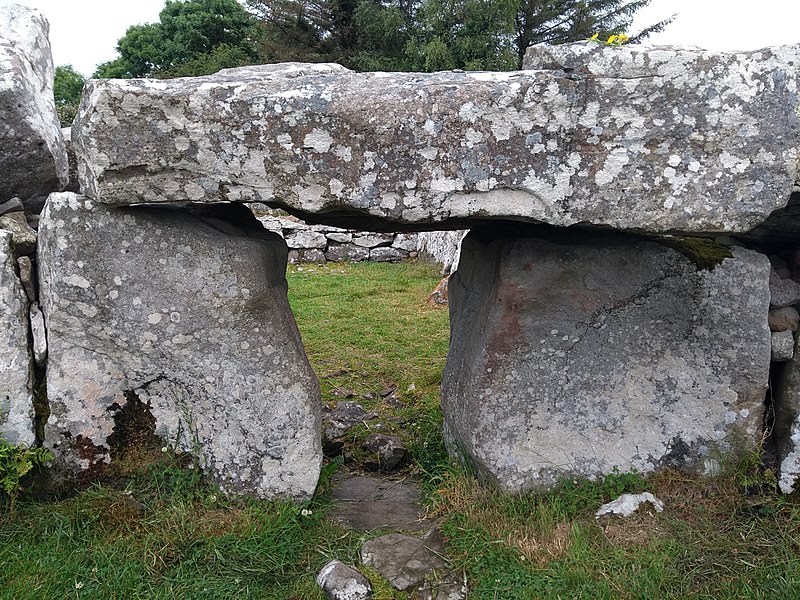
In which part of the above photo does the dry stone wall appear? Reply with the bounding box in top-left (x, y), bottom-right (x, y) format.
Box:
top-left (4, 2), bottom-right (800, 497)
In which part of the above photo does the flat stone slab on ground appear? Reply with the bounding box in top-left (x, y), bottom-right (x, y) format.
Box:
top-left (330, 474), bottom-right (428, 531)
top-left (361, 530), bottom-right (450, 591)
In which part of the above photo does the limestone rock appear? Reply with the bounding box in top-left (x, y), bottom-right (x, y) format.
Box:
top-left (327, 244), bottom-right (370, 262)
top-left (352, 234), bottom-right (394, 249)
top-left (38, 192), bottom-right (321, 499)
top-left (299, 248), bottom-right (327, 263)
top-left (0, 212), bottom-right (37, 256)
top-left (769, 306), bottom-right (800, 332)
top-left (330, 474), bottom-right (428, 532)
top-left (29, 301), bottom-right (47, 367)
top-left (369, 247), bottom-right (407, 263)
top-left (327, 232), bottom-right (353, 244)
top-left (286, 230), bottom-right (327, 249)
top-left (772, 331), bottom-right (795, 362)
top-left (74, 46), bottom-right (799, 234)
top-left (317, 560), bottom-right (372, 600)
top-left (774, 333), bottom-right (800, 494)
top-left (0, 5), bottom-right (68, 207)
top-left (362, 434), bottom-right (409, 472)
top-left (17, 256), bottom-right (36, 302)
top-left (361, 531), bottom-right (449, 591)
top-left (442, 229), bottom-right (771, 491)
top-left (0, 231), bottom-right (34, 446)
top-left (0, 197), bottom-right (24, 216)
top-left (323, 401), bottom-right (377, 441)
top-left (770, 270), bottom-right (800, 308)
top-left (61, 127), bottom-right (80, 193)
top-left (595, 492), bottom-right (665, 518)
top-left (417, 231), bottom-right (466, 275)
top-left (392, 234), bottom-right (418, 252)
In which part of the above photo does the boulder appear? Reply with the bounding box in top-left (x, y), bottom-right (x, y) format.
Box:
top-left (326, 244), bottom-right (370, 263)
top-left (0, 231), bottom-right (34, 446)
top-left (442, 229), bottom-right (771, 491)
top-left (0, 5), bottom-right (68, 208)
top-left (285, 229), bottom-right (327, 249)
top-left (369, 247), bottom-right (407, 263)
top-left (0, 212), bottom-right (37, 255)
top-left (38, 192), bottom-right (321, 499)
top-left (769, 306), bottom-right (800, 332)
top-left (72, 46), bottom-right (799, 233)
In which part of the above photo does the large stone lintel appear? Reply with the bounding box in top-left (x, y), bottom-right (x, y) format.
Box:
top-left (73, 45), bottom-right (799, 234)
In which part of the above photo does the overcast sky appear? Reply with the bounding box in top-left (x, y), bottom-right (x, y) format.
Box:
top-left (1, 0), bottom-right (799, 76)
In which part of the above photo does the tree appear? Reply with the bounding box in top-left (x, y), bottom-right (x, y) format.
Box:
top-left (53, 65), bottom-right (86, 126)
top-left (94, 0), bottom-right (261, 78)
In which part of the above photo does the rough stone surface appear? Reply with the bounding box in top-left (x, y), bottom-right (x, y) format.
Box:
top-left (323, 401), bottom-right (377, 441)
top-left (770, 270), bottom-right (800, 308)
top-left (595, 492), bottom-right (665, 518)
top-left (0, 5), bottom-right (68, 207)
top-left (330, 474), bottom-right (428, 532)
top-left (352, 234), bottom-right (394, 249)
top-left (442, 229), bottom-right (771, 491)
top-left (74, 45), bottom-right (800, 234)
top-left (286, 229), bottom-right (327, 249)
top-left (0, 212), bottom-right (37, 255)
top-left (29, 300), bottom-right (47, 367)
top-left (0, 197), bottom-right (24, 216)
top-left (327, 244), bottom-right (370, 263)
top-left (361, 531), bottom-right (449, 591)
top-left (17, 256), bottom-right (36, 302)
top-left (362, 434), bottom-right (409, 472)
top-left (317, 560), bottom-right (372, 600)
top-left (769, 306), bottom-right (800, 332)
top-left (411, 573), bottom-right (468, 600)
top-left (38, 192), bottom-right (321, 499)
top-left (774, 333), bottom-right (800, 494)
top-left (61, 127), bottom-right (80, 193)
top-left (417, 231), bottom-right (467, 275)
top-left (0, 231), bottom-right (34, 446)
top-left (369, 247), bottom-right (408, 263)
top-left (773, 331), bottom-right (795, 362)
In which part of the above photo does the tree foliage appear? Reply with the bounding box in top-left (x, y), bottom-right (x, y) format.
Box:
top-left (97, 0), bottom-right (669, 80)
top-left (94, 0), bottom-right (261, 78)
top-left (53, 65), bottom-right (86, 126)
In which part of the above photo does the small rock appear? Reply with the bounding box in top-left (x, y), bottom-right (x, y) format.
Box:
top-left (361, 530), bottom-right (449, 591)
top-left (411, 571), bottom-right (468, 600)
top-left (769, 306), bottom-right (800, 332)
top-left (772, 331), bottom-right (795, 362)
top-left (326, 244), bottom-right (370, 263)
top-left (323, 401), bottom-right (378, 441)
top-left (327, 232), bottom-right (353, 244)
top-left (332, 387), bottom-right (356, 399)
top-left (380, 385), bottom-right (398, 398)
top-left (17, 256), bottom-right (36, 302)
top-left (370, 247), bottom-right (407, 262)
top-left (29, 301), bottom-right (47, 367)
top-left (285, 229), bottom-right (327, 249)
top-left (317, 559), bottom-right (372, 600)
top-left (352, 233), bottom-right (394, 249)
top-left (392, 233), bottom-right (418, 252)
top-left (362, 434), bottom-right (408, 472)
top-left (595, 492), bottom-right (665, 519)
top-left (770, 270), bottom-right (800, 308)
top-left (0, 197), bottom-right (24, 216)
top-left (384, 394), bottom-right (405, 408)
top-left (426, 278), bottom-right (449, 306)
top-left (300, 248), bottom-right (327, 263)
top-left (0, 212), bottom-right (37, 255)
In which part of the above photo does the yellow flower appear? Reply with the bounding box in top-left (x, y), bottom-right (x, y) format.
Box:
top-left (590, 32), bottom-right (600, 41)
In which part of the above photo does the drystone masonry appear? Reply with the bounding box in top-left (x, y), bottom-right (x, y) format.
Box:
top-left (5, 1), bottom-right (800, 498)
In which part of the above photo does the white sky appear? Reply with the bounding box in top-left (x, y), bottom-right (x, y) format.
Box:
top-left (1, 0), bottom-right (799, 76)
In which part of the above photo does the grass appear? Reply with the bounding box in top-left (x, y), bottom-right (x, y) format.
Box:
top-left (3, 259), bottom-right (800, 598)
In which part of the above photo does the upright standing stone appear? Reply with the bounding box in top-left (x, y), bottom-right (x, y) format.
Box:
top-left (0, 5), bottom-right (68, 207)
top-left (38, 192), bottom-right (321, 499)
top-left (0, 231), bottom-right (34, 446)
top-left (773, 333), bottom-right (800, 494)
top-left (442, 229), bottom-right (771, 491)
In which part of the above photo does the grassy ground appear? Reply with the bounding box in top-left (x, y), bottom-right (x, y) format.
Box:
top-left (2, 260), bottom-right (800, 599)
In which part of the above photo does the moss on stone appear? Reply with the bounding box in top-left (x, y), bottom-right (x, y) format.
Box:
top-left (653, 236), bottom-right (733, 271)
